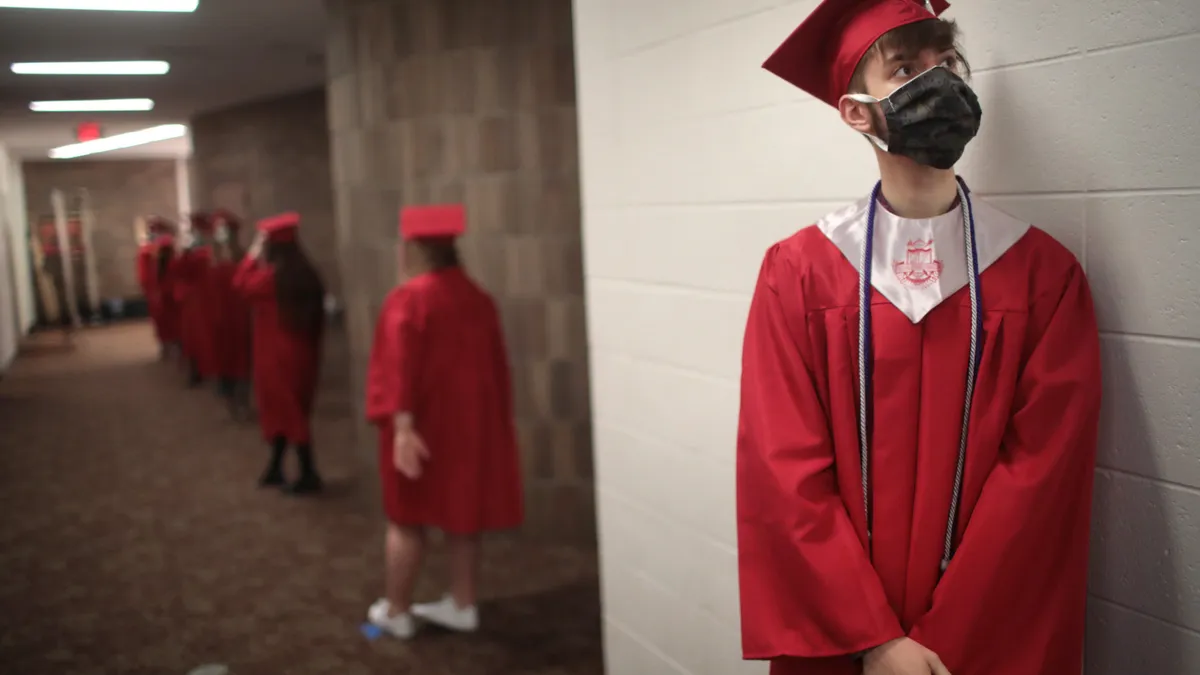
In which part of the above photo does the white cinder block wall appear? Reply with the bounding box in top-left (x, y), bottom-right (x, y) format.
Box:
top-left (0, 144), bottom-right (32, 371)
top-left (571, 1), bottom-right (1200, 673)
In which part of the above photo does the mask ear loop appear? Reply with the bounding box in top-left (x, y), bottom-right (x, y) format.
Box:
top-left (843, 93), bottom-right (890, 152)
top-left (841, 65), bottom-right (951, 154)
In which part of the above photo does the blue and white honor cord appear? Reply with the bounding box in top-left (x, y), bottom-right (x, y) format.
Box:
top-left (857, 177), bottom-right (982, 574)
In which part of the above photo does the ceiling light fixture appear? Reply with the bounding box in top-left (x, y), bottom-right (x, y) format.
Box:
top-left (0, 0), bottom-right (197, 10)
top-left (30, 98), bottom-right (155, 112)
top-left (49, 123), bottom-right (188, 159)
top-left (12, 61), bottom-right (171, 76)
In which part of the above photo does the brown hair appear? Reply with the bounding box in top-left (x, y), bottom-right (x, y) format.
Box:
top-left (847, 19), bottom-right (970, 94)
top-left (264, 239), bottom-right (326, 337)
top-left (412, 237), bottom-right (461, 271)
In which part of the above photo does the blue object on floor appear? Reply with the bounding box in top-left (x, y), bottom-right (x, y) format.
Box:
top-left (360, 623), bottom-right (383, 641)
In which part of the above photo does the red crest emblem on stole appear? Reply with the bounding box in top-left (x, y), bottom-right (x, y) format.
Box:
top-left (893, 239), bottom-right (943, 288)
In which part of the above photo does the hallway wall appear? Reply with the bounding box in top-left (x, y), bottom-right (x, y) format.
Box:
top-left (573, 1), bottom-right (1200, 673)
top-left (0, 143), bottom-right (27, 371)
top-left (21, 159), bottom-right (178, 304)
top-left (189, 88), bottom-right (341, 296)
top-left (0, 148), bottom-right (31, 338)
top-left (325, 0), bottom-right (592, 542)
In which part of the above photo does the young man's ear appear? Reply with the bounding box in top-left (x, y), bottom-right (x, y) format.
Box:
top-left (838, 95), bottom-right (876, 135)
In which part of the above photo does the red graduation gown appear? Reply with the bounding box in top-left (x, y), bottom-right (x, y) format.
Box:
top-left (737, 226), bottom-right (1100, 675)
top-left (209, 259), bottom-right (253, 380)
top-left (173, 247), bottom-right (221, 377)
top-left (364, 268), bottom-right (523, 535)
top-left (136, 243), bottom-right (163, 341)
top-left (155, 248), bottom-right (181, 344)
top-left (232, 256), bottom-right (321, 445)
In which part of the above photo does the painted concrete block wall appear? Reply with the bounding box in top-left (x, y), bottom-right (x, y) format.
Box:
top-left (571, 1), bottom-right (1200, 673)
top-left (0, 144), bottom-right (21, 370)
top-left (0, 143), bottom-right (32, 373)
top-left (0, 145), bottom-right (32, 337)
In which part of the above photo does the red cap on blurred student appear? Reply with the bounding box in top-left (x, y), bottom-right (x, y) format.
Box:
top-left (257, 212), bottom-right (300, 243)
top-left (400, 204), bottom-right (466, 241)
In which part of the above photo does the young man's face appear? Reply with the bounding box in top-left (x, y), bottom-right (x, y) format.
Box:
top-left (860, 43), bottom-right (963, 101)
top-left (840, 41), bottom-right (963, 142)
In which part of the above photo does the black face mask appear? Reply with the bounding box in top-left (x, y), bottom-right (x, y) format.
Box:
top-left (848, 66), bottom-right (983, 170)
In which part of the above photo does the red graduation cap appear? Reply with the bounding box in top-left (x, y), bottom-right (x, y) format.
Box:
top-left (257, 211), bottom-right (301, 243)
top-left (763, 0), bottom-right (951, 107)
top-left (147, 216), bottom-right (173, 235)
top-left (399, 204), bottom-right (466, 241)
top-left (189, 211), bottom-right (214, 234)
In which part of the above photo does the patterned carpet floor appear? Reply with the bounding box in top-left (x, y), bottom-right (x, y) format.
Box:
top-left (0, 323), bottom-right (603, 675)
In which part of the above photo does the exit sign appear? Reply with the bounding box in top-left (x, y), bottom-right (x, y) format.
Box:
top-left (76, 122), bottom-right (102, 142)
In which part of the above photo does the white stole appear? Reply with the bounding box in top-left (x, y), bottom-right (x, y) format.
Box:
top-left (817, 194), bottom-right (1031, 323)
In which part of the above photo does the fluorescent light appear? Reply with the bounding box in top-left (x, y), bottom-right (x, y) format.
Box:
top-left (31, 98), bottom-right (154, 112)
top-left (49, 123), bottom-right (187, 159)
top-left (0, 1), bottom-right (197, 10)
top-left (12, 61), bottom-right (171, 76)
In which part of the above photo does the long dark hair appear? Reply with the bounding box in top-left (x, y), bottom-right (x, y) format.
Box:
top-left (156, 243), bottom-right (174, 281)
top-left (264, 239), bottom-right (326, 337)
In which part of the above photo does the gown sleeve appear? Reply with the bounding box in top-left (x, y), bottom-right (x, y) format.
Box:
top-left (738, 243), bottom-right (904, 661)
top-left (230, 256), bottom-right (275, 302)
top-left (908, 262), bottom-right (1101, 673)
top-left (364, 288), bottom-right (423, 425)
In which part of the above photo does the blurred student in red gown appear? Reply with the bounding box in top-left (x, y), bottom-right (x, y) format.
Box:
top-left (137, 216), bottom-right (177, 359)
top-left (233, 212), bottom-right (326, 494)
top-left (363, 204), bottom-right (523, 639)
top-left (173, 213), bottom-right (222, 387)
top-left (154, 230), bottom-right (181, 361)
top-left (209, 209), bottom-right (254, 420)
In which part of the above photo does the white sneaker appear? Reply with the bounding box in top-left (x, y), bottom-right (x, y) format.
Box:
top-left (367, 598), bottom-right (416, 639)
top-left (411, 595), bottom-right (479, 632)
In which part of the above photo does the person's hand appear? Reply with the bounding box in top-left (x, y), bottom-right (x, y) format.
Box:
top-left (392, 423), bottom-right (430, 480)
top-left (863, 638), bottom-right (951, 675)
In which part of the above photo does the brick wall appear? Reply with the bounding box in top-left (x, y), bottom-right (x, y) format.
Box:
top-left (22, 159), bottom-right (178, 303)
top-left (189, 88), bottom-right (341, 295)
top-left (325, 0), bottom-right (593, 543)
top-left (573, 1), bottom-right (1200, 673)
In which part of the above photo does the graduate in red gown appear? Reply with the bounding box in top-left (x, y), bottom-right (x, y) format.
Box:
top-left (737, 3), bottom-right (1102, 675)
top-left (209, 209), bottom-right (254, 420)
top-left (362, 204), bottom-right (523, 639)
top-left (136, 226), bottom-right (157, 322)
top-left (174, 213), bottom-right (222, 387)
top-left (232, 212), bottom-right (326, 494)
top-left (137, 216), bottom-right (175, 358)
top-left (153, 232), bottom-right (181, 357)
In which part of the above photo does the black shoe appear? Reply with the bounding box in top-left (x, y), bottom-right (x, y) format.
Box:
top-left (258, 467), bottom-right (286, 487)
top-left (285, 474), bottom-right (323, 495)
top-left (186, 360), bottom-right (203, 388)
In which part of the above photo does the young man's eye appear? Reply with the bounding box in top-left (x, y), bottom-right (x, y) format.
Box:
top-left (942, 56), bottom-right (959, 70)
top-left (893, 65), bottom-right (912, 78)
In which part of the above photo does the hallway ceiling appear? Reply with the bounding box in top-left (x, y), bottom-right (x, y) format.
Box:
top-left (0, 0), bottom-right (327, 160)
